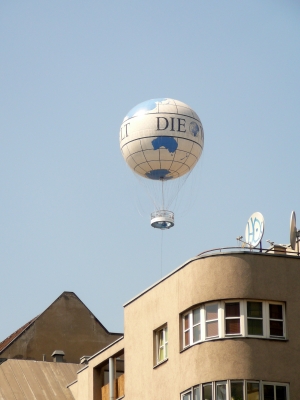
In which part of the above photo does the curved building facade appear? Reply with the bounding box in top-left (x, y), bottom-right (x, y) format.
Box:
top-left (70, 249), bottom-right (299, 400)
top-left (123, 251), bottom-right (297, 400)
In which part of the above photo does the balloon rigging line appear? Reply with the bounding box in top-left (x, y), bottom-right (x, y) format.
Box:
top-left (135, 175), bottom-right (160, 210)
top-left (133, 163), bottom-right (197, 214)
top-left (165, 171), bottom-right (192, 211)
top-left (161, 179), bottom-right (164, 210)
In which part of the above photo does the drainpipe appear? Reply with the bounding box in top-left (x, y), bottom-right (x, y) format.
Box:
top-left (109, 357), bottom-right (116, 400)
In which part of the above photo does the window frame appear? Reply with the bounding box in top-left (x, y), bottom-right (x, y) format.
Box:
top-left (180, 380), bottom-right (289, 400)
top-left (262, 381), bottom-right (289, 400)
top-left (268, 302), bottom-right (285, 338)
top-left (205, 303), bottom-right (219, 339)
top-left (229, 380), bottom-right (244, 400)
top-left (246, 301), bottom-right (264, 337)
top-left (181, 389), bottom-right (192, 400)
top-left (155, 324), bottom-right (168, 365)
top-left (224, 301), bottom-right (242, 337)
top-left (246, 380), bottom-right (260, 400)
top-left (182, 300), bottom-right (285, 350)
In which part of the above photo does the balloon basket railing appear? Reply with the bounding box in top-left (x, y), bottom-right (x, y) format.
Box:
top-left (150, 210), bottom-right (174, 230)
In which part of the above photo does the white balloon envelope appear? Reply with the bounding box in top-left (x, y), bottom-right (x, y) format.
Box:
top-left (119, 98), bottom-right (204, 228)
top-left (120, 98), bottom-right (204, 180)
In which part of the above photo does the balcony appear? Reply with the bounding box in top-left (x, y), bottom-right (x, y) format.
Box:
top-left (101, 373), bottom-right (124, 400)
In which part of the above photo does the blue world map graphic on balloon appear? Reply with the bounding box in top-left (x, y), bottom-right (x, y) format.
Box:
top-left (145, 137), bottom-right (178, 180)
top-left (152, 137), bottom-right (178, 153)
top-left (189, 121), bottom-right (199, 137)
top-left (146, 169), bottom-right (172, 180)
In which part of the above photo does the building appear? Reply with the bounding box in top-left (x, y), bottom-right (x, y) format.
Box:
top-left (0, 291), bottom-right (122, 364)
top-left (69, 246), bottom-right (299, 400)
top-left (1, 246), bottom-right (299, 399)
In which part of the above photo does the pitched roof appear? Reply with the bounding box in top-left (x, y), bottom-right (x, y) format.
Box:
top-left (0, 359), bottom-right (79, 399)
top-left (0, 291), bottom-right (122, 357)
top-left (0, 315), bottom-right (39, 353)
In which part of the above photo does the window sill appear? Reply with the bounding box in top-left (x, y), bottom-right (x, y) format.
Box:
top-left (153, 358), bottom-right (168, 369)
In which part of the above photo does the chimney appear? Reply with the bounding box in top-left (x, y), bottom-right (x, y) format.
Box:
top-left (51, 350), bottom-right (65, 363)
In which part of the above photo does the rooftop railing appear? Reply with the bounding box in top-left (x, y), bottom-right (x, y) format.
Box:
top-left (197, 246), bottom-right (299, 258)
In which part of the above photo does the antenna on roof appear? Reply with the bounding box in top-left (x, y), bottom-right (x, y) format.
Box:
top-left (266, 239), bottom-right (275, 246)
top-left (237, 212), bottom-right (264, 251)
top-left (290, 211), bottom-right (300, 255)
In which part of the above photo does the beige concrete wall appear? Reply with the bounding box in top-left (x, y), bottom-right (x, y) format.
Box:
top-left (123, 252), bottom-right (300, 399)
top-left (75, 366), bottom-right (90, 400)
top-left (71, 338), bottom-right (124, 400)
top-left (68, 380), bottom-right (78, 400)
top-left (1, 292), bottom-right (122, 363)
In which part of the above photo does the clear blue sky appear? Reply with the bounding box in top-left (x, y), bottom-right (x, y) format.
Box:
top-left (1, 1), bottom-right (299, 340)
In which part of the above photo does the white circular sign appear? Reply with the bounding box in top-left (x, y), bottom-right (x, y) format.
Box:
top-left (245, 212), bottom-right (265, 248)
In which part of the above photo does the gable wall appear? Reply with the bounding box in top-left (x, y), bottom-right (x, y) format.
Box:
top-left (1, 292), bottom-right (122, 363)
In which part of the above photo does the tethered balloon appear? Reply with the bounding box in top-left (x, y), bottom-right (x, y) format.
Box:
top-left (119, 98), bottom-right (204, 229)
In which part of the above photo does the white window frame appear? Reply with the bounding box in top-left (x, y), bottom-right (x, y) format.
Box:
top-left (183, 313), bottom-right (191, 348)
top-left (224, 301), bottom-right (243, 337)
top-left (180, 380), bottom-right (289, 400)
top-left (229, 380), bottom-right (244, 400)
top-left (268, 302), bottom-right (286, 338)
top-left (205, 303), bottom-right (219, 339)
top-left (215, 380), bottom-right (227, 400)
top-left (202, 382), bottom-right (213, 400)
top-left (246, 300), bottom-right (265, 337)
top-left (262, 381), bottom-right (289, 400)
top-left (155, 325), bottom-right (168, 365)
top-left (181, 389), bottom-right (192, 400)
top-left (182, 300), bottom-right (285, 350)
top-left (192, 308), bottom-right (201, 343)
top-left (193, 385), bottom-right (200, 400)
top-left (246, 380), bottom-right (260, 400)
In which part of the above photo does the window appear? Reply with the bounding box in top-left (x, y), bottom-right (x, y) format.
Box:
top-left (155, 325), bottom-right (168, 364)
top-left (194, 386), bottom-right (200, 400)
top-left (247, 302), bottom-right (263, 336)
top-left (225, 302), bottom-right (240, 335)
top-left (247, 381), bottom-right (259, 400)
top-left (203, 383), bottom-right (213, 400)
top-left (182, 300), bottom-right (285, 349)
top-left (193, 308), bottom-right (201, 342)
top-left (181, 381), bottom-right (289, 400)
top-left (182, 391), bottom-right (191, 400)
top-left (231, 381), bottom-right (244, 400)
top-left (216, 381), bottom-right (226, 400)
top-left (184, 314), bottom-right (190, 347)
top-left (183, 307), bottom-right (201, 348)
top-left (269, 304), bottom-right (284, 337)
top-left (206, 303), bottom-right (218, 338)
top-left (263, 383), bottom-right (287, 400)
